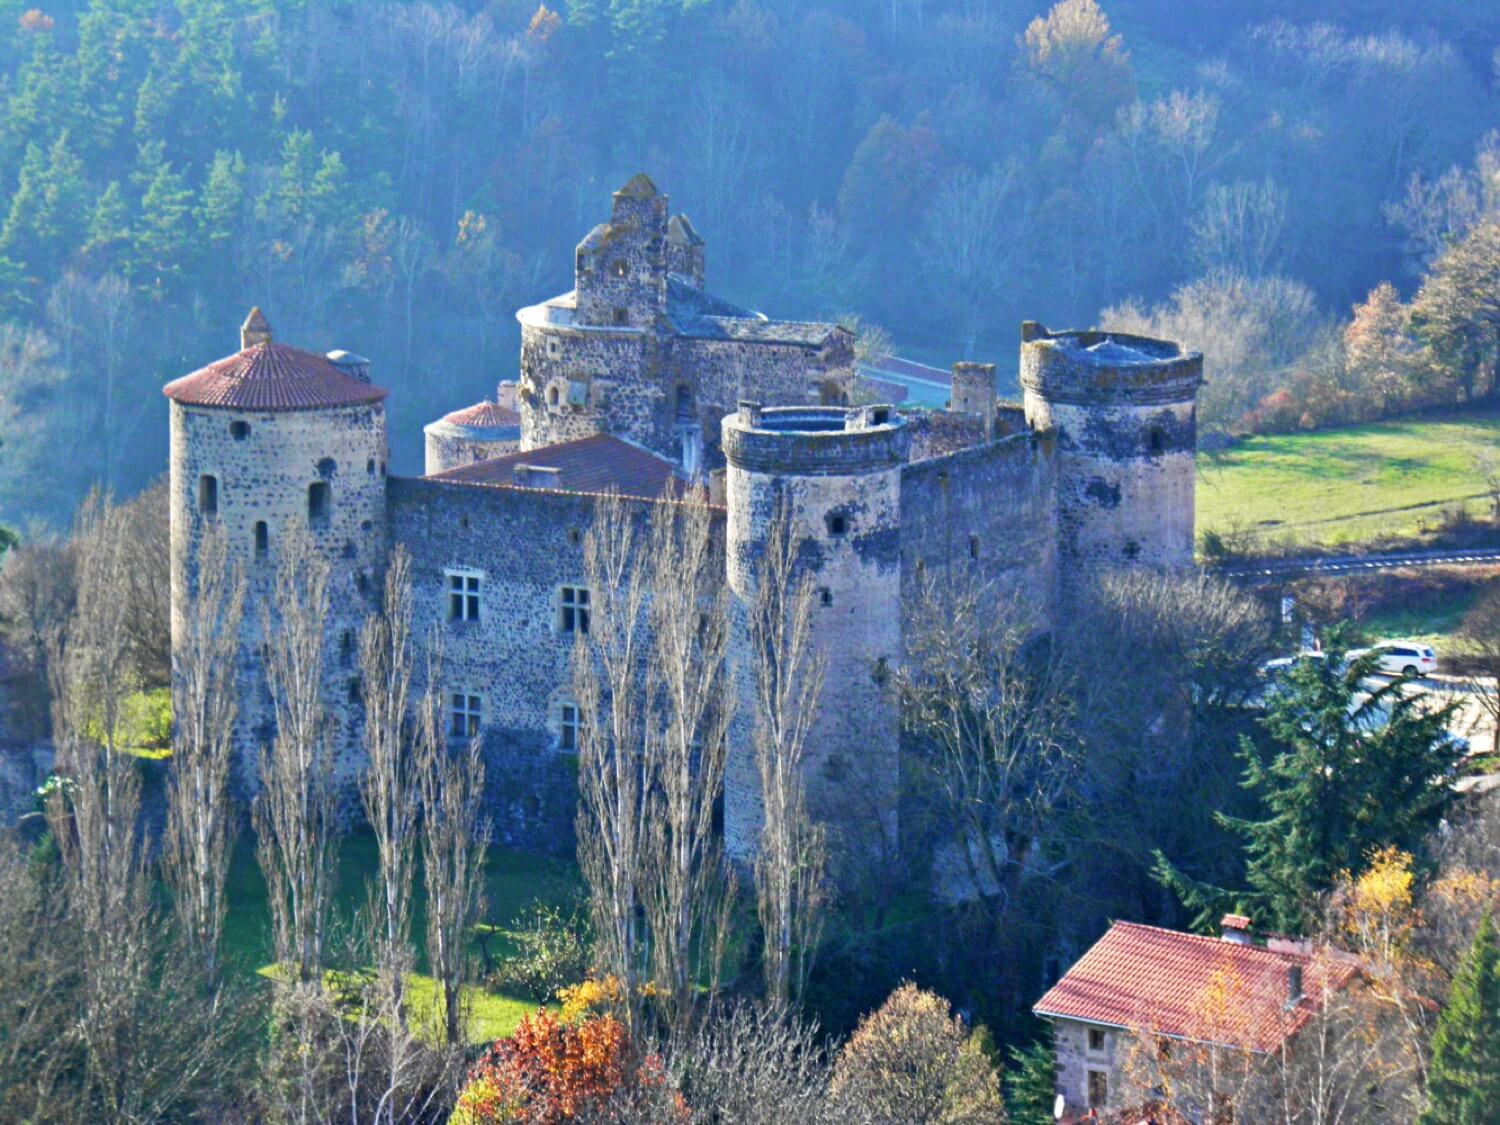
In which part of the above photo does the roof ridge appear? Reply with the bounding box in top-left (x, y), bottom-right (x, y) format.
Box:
top-left (1107, 920), bottom-right (1311, 962)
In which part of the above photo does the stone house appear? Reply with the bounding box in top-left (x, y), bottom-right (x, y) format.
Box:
top-left (1032, 915), bottom-right (1359, 1120)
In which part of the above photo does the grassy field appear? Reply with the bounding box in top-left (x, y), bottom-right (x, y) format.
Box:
top-left (221, 833), bottom-right (581, 1043)
top-left (1197, 407), bottom-right (1500, 551)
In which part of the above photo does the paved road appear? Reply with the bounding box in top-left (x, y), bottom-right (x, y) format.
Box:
top-left (1218, 546), bottom-right (1500, 583)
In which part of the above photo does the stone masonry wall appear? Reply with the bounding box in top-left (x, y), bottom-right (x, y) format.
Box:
top-left (170, 401), bottom-right (388, 796)
top-left (424, 425), bottom-right (521, 475)
top-left (1051, 1017), bottom-right (1126, 1115)
top-left (899, 432), bottom-right (1058, 632)
top-left (721, 410), bottom-right (906, 863)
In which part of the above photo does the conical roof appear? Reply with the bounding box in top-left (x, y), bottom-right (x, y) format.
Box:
top-left (163, 310), bottom-right (387, 412)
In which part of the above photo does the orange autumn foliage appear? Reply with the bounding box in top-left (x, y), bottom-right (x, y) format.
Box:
top-left (456, 1008), bottom-right (685, 1124)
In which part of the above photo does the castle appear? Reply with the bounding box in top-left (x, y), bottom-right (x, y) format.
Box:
top-left (165, 175), bottom-right (1202, 863)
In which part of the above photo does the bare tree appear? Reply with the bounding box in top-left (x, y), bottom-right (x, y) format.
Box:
top-left (642, 499), bottom-right (736, 1033)
top-left (416, 641), bottom-right (489, 1049)
top-left (661, 1002), bottom-right (830, 1125)
top-left (359, 545), bottom-right (419, 1020)
top-left (1459, 588), bottom-right (1500, 756)
top-left (749, 501), bottom-right (828, 1005)
top-left (165, 526), bottom-right (246, 986)
top-left (898, 570), bottom-right (1079, 920)
top-left (574, 492), bottom-right (654, 1023)
top-left (1191, 177), bottom-right (1288, 277)
top-left (255, 525), bottom-right (339, 984)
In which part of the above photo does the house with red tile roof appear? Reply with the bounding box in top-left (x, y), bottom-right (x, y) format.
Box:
top-left (1033, 916), bottom-right (1359, 1119)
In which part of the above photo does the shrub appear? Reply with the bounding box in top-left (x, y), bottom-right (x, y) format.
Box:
top-left (487, 899), bottom-right (593, 1004)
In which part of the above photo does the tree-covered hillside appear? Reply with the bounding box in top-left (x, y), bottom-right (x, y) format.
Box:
top-left (0, 0), bottom-right (1496, 526)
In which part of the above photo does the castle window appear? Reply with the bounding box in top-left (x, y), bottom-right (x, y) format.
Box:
top-left (557, 700), bottom-right (581, 752)
top-left (380, 461), bottom-right (386, 477)
top-left (446, 569), bottom-right (482, 622)
top-left (198, 474), bottom-right (218, 517)
top-left (872, 407), bottom-right (890, 425)
top-left (819, 587), bottom-right (833, 607)
top-left (1148, 426), bottom-right (1166, 456)
top-left (229, 420), bottom-right (250, 440)
top-left (317, 457), bottom-right (336, 478)
top-left (1088, 1071), bottom-right (1108, 1109)
top-left (367, 458), bottom-right (375, 475)
top-left (577, 251), bottom-right (591, 273)
top-left (448, 691), bottom-right (482, 739)
top-left (610, 259), bottom-right (627, 279)
top-left (611, 307), bottom-right (628, 326)
top-left (547, 337), bottom-right (562, 359)
top-left (254, 521), bottom-right (269, 559)
top-left (347, 677), bottom-right (362, 704)
top-left (307, 481), bottom-right (330, 527)
top-left (355, 570), bottom-right (369, 594)
top-left (1122, 540), bottom-right (1141, 560)
top-left (969, 534), bottom-right (980, 561)
top-left (674, 384), bottom-right (694, 422)
top-left (546, 385), bottom-right (560, 409)
top-left (826, 513), bottom-right (848, 537)
top-left (339, 629), bottom-right (354, 668)
top-left (1088, 1028), bottom-right (1107, 1053)
top-left (558, 585), bottom-right (590, 635)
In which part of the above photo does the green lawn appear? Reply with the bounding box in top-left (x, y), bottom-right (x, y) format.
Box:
top-left (222, 833), bottom-right (581, 1044)
top-left (1197, 407), bottom-right (1500, 551)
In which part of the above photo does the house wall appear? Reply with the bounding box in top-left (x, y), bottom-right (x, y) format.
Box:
top-left (1052, 1018), bottom-right (1128, 1115)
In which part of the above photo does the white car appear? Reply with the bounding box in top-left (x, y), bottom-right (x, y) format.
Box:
top-left (1351, 642), bottom-right (1438, 678)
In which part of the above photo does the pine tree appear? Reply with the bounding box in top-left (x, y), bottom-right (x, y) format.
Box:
top-left (1005, 1035), bottom-right (1057, 1125)
top-left (86, 181), bottom-right (131, 266)
top-left (1157, 636), bottom-right (1463, 933)
top-left (1419, 913), bottom-right (1500, 1124)
top-left (130, 159), bottom-right (194, 294)
top-left (194, 149), bottom-right (244, 251)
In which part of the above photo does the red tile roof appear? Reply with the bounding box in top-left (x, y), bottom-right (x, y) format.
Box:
top-left (441, 401), bottom-right (520, 429)
top-left (163, 342), bottom-right (388, 412)
top-left (426, 434), bottom-right (682, 500)
top-left (1033, 922), bottom-right (1359, 1054)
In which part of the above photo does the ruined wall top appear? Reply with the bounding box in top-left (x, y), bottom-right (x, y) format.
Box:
top-left (721, 403), bottom-right (908, 476)
top-left (1019, 321), bottom-right (1202, 407)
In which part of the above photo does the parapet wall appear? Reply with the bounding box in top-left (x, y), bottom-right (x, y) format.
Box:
top-left (1019, 323), bottom-right (1202, 407)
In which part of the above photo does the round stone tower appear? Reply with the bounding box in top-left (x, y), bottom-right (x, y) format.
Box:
top-left (720, 402), bottom-right (909, 863)
top-left (164, 308), bottom-right (389, 791)
top-left (423, 397), bottom-right (521, 475)
top-left (1018, 321), bottom-right (1202, 601)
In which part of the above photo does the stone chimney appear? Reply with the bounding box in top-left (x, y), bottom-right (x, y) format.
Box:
top-left (326, 350), bottom-right (371, 384)
top-left (950, 361), bottom-right (997, 439)
top-left (1285, 964), bottom-right (1304, 1006)
top-left (496, 380), bottom-right (519, 412)
top-left (1221, 914), bottom-right (1253, 945)
top-left (241, 307), bottom-right (273, 350)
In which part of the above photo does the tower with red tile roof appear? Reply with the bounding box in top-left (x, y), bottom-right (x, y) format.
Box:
top-left (165, 308), bottom-right (389, 792)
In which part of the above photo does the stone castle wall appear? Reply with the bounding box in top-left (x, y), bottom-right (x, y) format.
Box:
top-left (170, 400), bottom-right (388, 794)
top-left (899, 431), bottom-right (1059, 630)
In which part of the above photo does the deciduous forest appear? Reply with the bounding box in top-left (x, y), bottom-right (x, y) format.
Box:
top-left (0, 0), bottom-right (1497, 526)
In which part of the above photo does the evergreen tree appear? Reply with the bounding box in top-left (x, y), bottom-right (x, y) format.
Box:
top-left (1157, 638), bottom-right (1463, 933)
top-left (1419, 913), bottom-right (1500, 1124)
top-left (194, 149), bottom-right (245, 271)
top-left (1004, 1036), bottom-right (1057, 1125)
top-left (131, 159), bottom-right (194, 293)
top-left (86, 181), bottom-right (131, 266)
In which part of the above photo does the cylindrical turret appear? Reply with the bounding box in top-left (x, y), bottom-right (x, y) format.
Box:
top-left (720, 402), bottom-right (908, 862)
top-left (1019, 322), bottom-right (1202, 601)
top-left (165, 309), bottom-right (389, 792)
top-left (424, 400), bottom-right (521, 474)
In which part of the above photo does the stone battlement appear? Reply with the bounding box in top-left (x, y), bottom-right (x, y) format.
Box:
top-left (721, 403), bottom-right (908, 475)
top-left (1019, 321), bottom-right (1202, 406)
